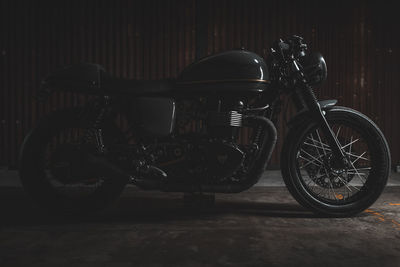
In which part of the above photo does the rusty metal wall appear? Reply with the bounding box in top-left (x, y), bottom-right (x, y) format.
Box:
top-left (0, 0), bottom-right (197, 168)
top-left (1, 0), bottom-right (399, 168)
top-left (205, 0), bottom-right (400, 166)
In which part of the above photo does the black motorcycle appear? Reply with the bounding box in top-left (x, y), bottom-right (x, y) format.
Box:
top-left (19, 35), bottom-right (390, 216)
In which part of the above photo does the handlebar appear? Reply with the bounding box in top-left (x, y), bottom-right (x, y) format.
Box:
top-left (271, 35), bottom-right (309, 89)
top-left (273, 35), bottom-right (307, 62)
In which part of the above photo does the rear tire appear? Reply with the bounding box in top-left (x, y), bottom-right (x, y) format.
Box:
top-left (19, 108), bottom-right (127, 215)
top-left (281, 107), bottom-right (390, 217)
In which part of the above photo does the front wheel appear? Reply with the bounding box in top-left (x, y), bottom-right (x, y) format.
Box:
top-left (281, 106), bottom-right (390, 217)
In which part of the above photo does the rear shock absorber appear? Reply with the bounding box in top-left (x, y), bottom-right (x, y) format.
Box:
top-left (83, 96), bottom-right (111, 153)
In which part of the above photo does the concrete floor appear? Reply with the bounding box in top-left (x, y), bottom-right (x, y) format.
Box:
top-left (2, 169), bottom-right (400, 187)
top-left (1, 172), bottom-right (400, 266)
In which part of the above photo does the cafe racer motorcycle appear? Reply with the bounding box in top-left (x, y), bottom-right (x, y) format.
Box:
top-left (19, 35), bottom-right (390, 216)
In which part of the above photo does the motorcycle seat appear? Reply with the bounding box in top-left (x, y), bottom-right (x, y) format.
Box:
top-left (41, 63), bottom-right (175, 95)
top-left (104, 77), bottom-right (174, 95)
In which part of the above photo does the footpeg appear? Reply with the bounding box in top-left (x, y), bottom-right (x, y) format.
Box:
top-left (131, 165), bottom-right (168, 190)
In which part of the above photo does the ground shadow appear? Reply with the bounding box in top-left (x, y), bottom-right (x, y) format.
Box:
top-left (0, 187), bottom-right (368, 226)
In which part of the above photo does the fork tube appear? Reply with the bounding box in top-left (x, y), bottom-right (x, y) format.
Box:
top-left (299, 83), bottom-right (346, 161)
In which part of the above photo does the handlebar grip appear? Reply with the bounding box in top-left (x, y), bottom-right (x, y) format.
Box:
top-left (279, 42), bottom-right (290, 51)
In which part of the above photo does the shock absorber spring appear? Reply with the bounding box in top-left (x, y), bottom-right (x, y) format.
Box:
top-left (92, 106), bottom-right (107, 129)
top-left (83, 96), bottom-right (110, 152)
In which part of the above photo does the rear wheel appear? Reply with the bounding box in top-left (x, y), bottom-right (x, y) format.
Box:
top-left (281, 107), bottom-right (390, 217)
top-left (19, 108), bottom-right (128, 215)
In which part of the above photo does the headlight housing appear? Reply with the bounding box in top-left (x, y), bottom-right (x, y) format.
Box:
top-left (300, 52), bottom-right (327, 86)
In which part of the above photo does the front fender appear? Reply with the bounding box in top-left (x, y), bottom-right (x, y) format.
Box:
top-left (287, 99), bottom-right (337, 129)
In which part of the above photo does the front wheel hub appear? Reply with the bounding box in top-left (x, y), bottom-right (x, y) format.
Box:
top-left (311, 153), bottom-right (352, 189)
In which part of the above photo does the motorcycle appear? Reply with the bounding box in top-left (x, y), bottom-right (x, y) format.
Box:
top-left (19, 35), bottom-right (390, 216)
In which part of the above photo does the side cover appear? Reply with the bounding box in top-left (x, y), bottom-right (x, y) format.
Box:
top-left (128, 97), bottom-right (176, 137)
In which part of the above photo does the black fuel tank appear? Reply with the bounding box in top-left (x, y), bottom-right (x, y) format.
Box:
top-left (176, 50), bottom-right (269, 94)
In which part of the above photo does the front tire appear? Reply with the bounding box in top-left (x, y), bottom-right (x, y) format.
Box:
top-left (281, 107), bottom-right (390, 217)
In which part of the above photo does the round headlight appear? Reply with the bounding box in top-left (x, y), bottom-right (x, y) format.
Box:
top-left (300, 52), bottom-right (327, 86)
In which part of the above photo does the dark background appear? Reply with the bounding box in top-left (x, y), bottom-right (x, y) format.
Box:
top-left (0, 0), bottom-right (399, 169)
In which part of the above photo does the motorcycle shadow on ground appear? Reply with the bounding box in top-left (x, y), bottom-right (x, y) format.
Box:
top-left (0, 187), bottom-right (368, 227)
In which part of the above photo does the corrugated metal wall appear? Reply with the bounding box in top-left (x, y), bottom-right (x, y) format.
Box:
top-left (1, 0), bottom-right (399, 168)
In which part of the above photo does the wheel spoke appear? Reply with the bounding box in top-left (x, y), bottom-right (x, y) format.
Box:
top-left (306, 137), bottom-right (330, 149)
top-left (310, 133), bottom-right (324, 162)
top-left (328, 180), bottom-right (338, 200)
top-left (315, 130), bottom-right (327, 156)
top-left (351, 151), bottom-right (367, 165)
top-left (335, 175), bottom-right (360, 192)
top-left (346, 151), bottom-right (370, 161)
top-left (296, 122), bottom-right (374, 203)
top-left (303, 141), bottom-right (332, 151)
top-left (352, 167), bottom-right (372, 171)
top-left (299, 155), bottom-right (323, 168)
top-left (348, 135), bottom-right (353, 155)
top-left (346, 171), bottom-right (367, 175)
top-left (346, 167), bottom-right (371, 174)
top-left (336, 126), bottom-right (342, 138)
top-left (342, 138), bottom-right (359, 150)
top-left (336, 176), bottom-right (353, 192)
top-left (347, 161), bottom-right (366, 184)
top-left (300, 149), bottom-right (323, 164)
top-left (301, 132), bottom-right (326, 170)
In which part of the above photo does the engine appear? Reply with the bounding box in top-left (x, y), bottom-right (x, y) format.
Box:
top-left (148, 97), bottom-right (253, 183)
top-left (115, 96), bottom-right (259, 184)
top-left (149, 139), bottom-right (245, 183)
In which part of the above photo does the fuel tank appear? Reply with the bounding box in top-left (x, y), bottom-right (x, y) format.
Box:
top-left (176, 50), bottom-right (270, 94)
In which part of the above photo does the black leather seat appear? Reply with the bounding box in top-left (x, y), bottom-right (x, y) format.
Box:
top-left (104, 77), bottom-right (174, 94)
top-left (41, 63), bottom-right (174, 95)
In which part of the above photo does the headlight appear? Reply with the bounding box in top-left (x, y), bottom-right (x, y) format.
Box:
top-left (300, 52), bottom-right (327, 86)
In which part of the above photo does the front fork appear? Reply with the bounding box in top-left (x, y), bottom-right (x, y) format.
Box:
top-left (296, 83), bottom-right (347, 167)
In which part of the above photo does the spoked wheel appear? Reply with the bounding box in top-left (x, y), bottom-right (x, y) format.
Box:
top-left (299, 126), bottom-right (371, 202)
top-left (19, 108), bottom-right (128, 215)
top-left (281, 107), bottom-right (390, 217)
top-left (44, 129), bottom-right (104, 199)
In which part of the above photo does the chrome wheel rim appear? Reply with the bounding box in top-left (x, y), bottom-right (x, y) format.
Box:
top-left (296, 123), bottom-right (372, 203)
